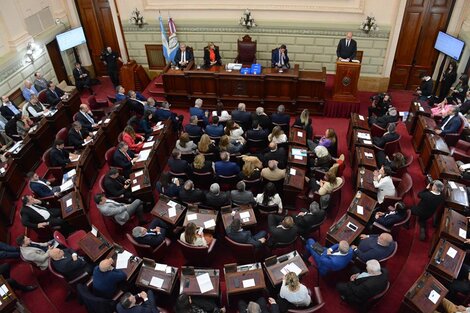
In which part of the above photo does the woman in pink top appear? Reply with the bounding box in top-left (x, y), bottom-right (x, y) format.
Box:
top-left (431, 97), bottom-right (454, 117)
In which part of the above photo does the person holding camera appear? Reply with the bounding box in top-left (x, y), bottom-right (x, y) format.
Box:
top-left (368, 93), bottom-right (392, 118)
top-left (101, 46), bottom-right (123, 87)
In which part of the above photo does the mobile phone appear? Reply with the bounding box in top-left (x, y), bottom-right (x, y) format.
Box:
top-left (184, 278), bottom-right (190, 288)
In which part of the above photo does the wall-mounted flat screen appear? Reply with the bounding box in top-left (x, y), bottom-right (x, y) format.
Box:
top-left (56, 27), bottom-right (86, 51)
top-left (434, 31), bottom-right (465, 61)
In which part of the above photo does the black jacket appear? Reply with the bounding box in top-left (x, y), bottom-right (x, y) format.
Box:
top-left (76, 112), bottom-right (96, 132)
top-left (231, 110), bottom-right (252, 130)
top-left (264, 148), bottom-right (287, 169)
top-left (50, 147), bottom-right (70, 167)
top-left (204, 192), bottom-right (231, 209)
top-left (45, 87), bottom-right (65, 107)
top-left (67, 128), bottom-right (89, 150)
top-left (103, 175), bottom-right (130, 198)
top-left (336, 38), bottom-right (357, 60)
top-left (337, 269), bottom-right (388, 305)
top-left (267, 214), bottom-right (298, 247)
top-left (246, 128), bottom-right (269, 142)
top-left (52, 248), bottom-right (88, 280)
top-left (203, 47), bottom-right (222, 67)
top-left (112, 149), bottom-right (134, 177)
top-left (294, 210), bottom-right (326, 235)
top-left (168, 158), bottom-right (190, 174)
top-left (179, 188), bottom-right (205, 203)
top-left (372, 132), bottom-right (399, 148)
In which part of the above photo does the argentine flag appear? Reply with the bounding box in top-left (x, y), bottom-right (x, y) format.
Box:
top-left (159, 15), bottom-right (179, 63)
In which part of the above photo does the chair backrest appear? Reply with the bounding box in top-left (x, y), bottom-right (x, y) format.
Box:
top-left (396, 173), bottom-right (412, 198)
top-left (105, 147), bottom-right (117, 167)
top-left (48, 257), bottom-right (65, 280)
top-left (329, 177), bottom-right (345, 208)
top-left (236, 35), bottom-right (257, 65)
top-left (73, 112), bottom-right (78, 121)
top-left (38, 89), bottom-right (48, 104)
top-left (125, 233), bottom-right (157, 258)
top-left (177, 239), bottom-right (210, 265)
top-left (379, 242), bottom-right (398, 263)
top-left (395, 155), bottom-right (413, 177)
top-left (217, 174), bottom-right (240, 191)
top-left (42, 148), bottom-right (54, 168)
top-left (98, 175), bottom-right (106, 193)
top-left (224, 236), bottom-right (256, 263)
top-left (117, 132), bottom-right (123, 143)
top-left (76, 283), bottom-right (116, 313)
top-left (272, 122), bottom-right (290, 136)
top-left (56, 127), bottom-right (69, 142)
top-left (191, 171), bottom-right (214, 189)
top-left (256, 203), bottom-right (279, 215)
top-left (384, 136), bottom-right (401, 156)
top-left (88, 95), bottom-right (98, 110)
top-left (393, 209), bottom-right (411, 228)
top-left (370, 123), bottom-right (386, 138)
top-left (287, 286), bottom-right (325, 313)
top-left (368, 281), bottom-right (390, 302)
top-left (53, 230), bottom-right (70, 248)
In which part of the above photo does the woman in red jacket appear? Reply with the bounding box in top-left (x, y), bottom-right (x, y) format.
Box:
top-left (122, 125), bottom-right (144, 153)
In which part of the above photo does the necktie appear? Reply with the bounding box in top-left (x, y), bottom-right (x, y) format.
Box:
top-left (182, 51), bottom-right (185, 62)
top-left (280, 52), bottom-right (284, 65)
top-left (53, 90), bottom-right (58, 98)
top-left (347, 40), bottom-right (349, 47)
top-left (124, 151), bottom-right (131, 161)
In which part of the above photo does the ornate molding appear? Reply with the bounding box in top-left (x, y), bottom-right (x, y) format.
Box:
top-left (0, 47), bottom-right (47, 83)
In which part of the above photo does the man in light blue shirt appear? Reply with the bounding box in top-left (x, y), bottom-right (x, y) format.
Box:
top-left (21, 80), bottom-right (38, 101)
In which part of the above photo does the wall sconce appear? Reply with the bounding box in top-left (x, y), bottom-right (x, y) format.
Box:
top-left (360, 14), bottom-right (379, 35)
top-left (130, 8), bottom-right (145, 28)
top-left (24, 40), bottom-right (43, 64)
top-left (239, 9), bottom-right (256, 29)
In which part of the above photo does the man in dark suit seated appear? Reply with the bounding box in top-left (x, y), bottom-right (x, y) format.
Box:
top-left (230, 181), bottom-right (256, 206)
top-left (45, 81), bottom-right (67, 107)
top-left (189, 98), bottom-right (208, 125)
top-left (204, 116), bottom-right (224, 137)
top-left (271, 44), bottom-right (290, 69)
top-left (294, 201), bottom-right (326, 237)
top-left (50, 139), bottom-right (78, 168)
top-left (20, 195), bottom-right (70, 232)
top-left (76, 104), bottom-right (98, 132)
top-left (271, 105), bottom-right (290, 126)
top-left (435, 106), bottom-right (463, 135)
top-left (117, 290), bottom-right (160, 313)
top-left (352, 233), bottom-right (396, 262)
top-left (128, 90), bottom-right (146, 116)
top-left (168, 149), bottom-right (190, 175)
top-left (154, 101), bottom-right (183, 131)
top-left (103, 167), bottom-right (132, 200)
top-left (263, 142), bottom-right (287, 169)
top-left (226, 217), bottom-right (266, 248)
top-left (336, 32), bottom-right (357, 61)
top-left (131, 218), bottom-right (168, 247)
top-left (231, 103), bottom-right (252, 130)
top-left (178, 180), bottom-right (205, 203)
top-left (173, 43), bottom-right (193, 68)
top-left (49, 247), bottom-right (92, 280)
top-left (204, 183), bottom-right (231, 209)
top-left (416, 73), bottom-right (433, 101)
top-left (266, 215), bottom-right (297, 247)
top-left (115, 85), bottom-right (127, 102)
top-left (184, 116), bottom-right (204, 138)
top-left (369, 107), bottom-right (398, 129)
top-left (254, 107), bottom-right (272, 130)
top-left (246, 120), bottom-right (269, 142)
top-left (0, 95), bottom-right (21, 120)
top-left (72, 62), bottom-right (93, 94)
top-left (238, 297), bottom-right (280, 313)
top-left (336, 259), bottom-right (388, 305)
top-left (27, 171), bottom-right (60, 198)
top-left (92, 257), bottom-right (127, 299)
top-left (68, 121), bottom-right (91, 151)
top-left (215, 151), bottom-right (240, 176)
top-left (372, 123), bottom-right (399, 148)
top-left (113, 142), bottom-right (137, 178)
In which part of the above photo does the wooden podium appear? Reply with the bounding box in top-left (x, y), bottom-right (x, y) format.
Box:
top-left (332, 61), bottom-right (361, 102)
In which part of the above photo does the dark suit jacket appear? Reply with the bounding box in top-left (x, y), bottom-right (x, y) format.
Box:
top-left (112, 149), bottom-right (135, 177)
top-left (0, 103), bottom-right (20, 120)
top-left (72, 67), bottom-right (91, 88)
top-left (375, 211), bottom-right (406, 228)
top-left (173, 49), bottom-right (193, 65)
top-left (372, 114), bottom-right (398, 129)
top-left (271, 113), bottom-right (290, 126)
top-left (184, 124), bottom-right (203, 137)
top-left (30, 180), bottom-right (54, 198)
top-left (116, 290), bottom-right (159, 313)
top-left (20, 204), bottom-right (56, 228)
top-left (271, 48), bottom-right (290, 68)
top-left (154, 108), bottom-right (177, 123)
top-left (336, 38), bottom-right (357, 59)
top-left (246, 128), bottom-right (269, 141)
top-left (204, 192), bottom-right (231, 209)
top-left (76, 112), bottom-right (96, 132)
top-left (205, 124), bottom-right (224, 137)
top-left (215, 161), bottom-right (240, 176)
top-left (294, 210), bottom-right (326, 235)
top-left (226, 228), bottom-right (262, 248)
top-left (263, 148), bottom-right (287, 169)
top-left (439, 114), bottom-right (462, 134)
top-left (253, 114), bottom-right (272, 130)
top-left (372, 132), bottom-right (399, 148)
top-left (238, 298), bottom-right (280, 313)
top-left (45, 87), bottom-right (65, 107)
top-left (203, 47), bottom-right (222, 67)
top-left (231, 110), bottom-right (252, 129)
top-left (134, 219), bottom-right (167, 248)
top-left (179, 188), bottom-right (205, 203)
top-left (50, 147), bottom-right (70, 167)
top-left (267, 214), bottom-right (297, 247)
top-left (128, 99), bottom-right (145, 116)
top-left (67, 128), bottom-right (89, 150)
top-left (168, 158), bottom-right (190, 174)
top-left (355, 235), bottom-right (396, 262)
top-left (419, 79), bottom-right (433, 98)
top-left (52, 248), bottom-right (89, 280)
top-left (103, 175), bottom-right (128, 198)
top-left (338, 269), bottom-right (388, 305)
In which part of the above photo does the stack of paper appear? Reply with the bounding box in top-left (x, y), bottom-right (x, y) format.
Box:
top-left (131, 185), bottom-right (141, 192)
top-left (239, 211), bottom-right (250, 219)
top-left (65, 198), bottom-right (73, 208)
top-left (204, 219), bottom-right (216, 229)
top-left (150, 277), bottom-right (164, 288)
top-left (357, 132), bottom-right (371, 140)
top-left (154, 263), bottom-right (167, 272)
top-left (280, 262), bottom-right (302, 276)
top-left (364, 152), bottom-right (374, 159)
top-left (289, 168), bottom-right (297, 175)
top-left (363, 140), bottom-right (372, 145)
top-left (196, 273), bottom-right (214, 293)
top-left (60, 179), bottom-right (74, 192)
top-left (143, 141), bottom-right (154, 149)
top-left (297, 131), bottom-right (303, 137)
top-left (134, 170), bottom-right (144, 177)
top-left (448, 181), bottom-right (457, 189)
top-left (168, 207), bottom-right (177, 218)
top-left (116, 250), bottom-right (133, 269)
top-left (242, 279), bottom-right (255, 288)
top-left (187, 213), bottom-right (198, 221)
top-left (137, 149), bottom-right (151, 162)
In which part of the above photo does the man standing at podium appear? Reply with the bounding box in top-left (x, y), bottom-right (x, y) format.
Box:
top-left (336, 32), bottom-right (357, 61)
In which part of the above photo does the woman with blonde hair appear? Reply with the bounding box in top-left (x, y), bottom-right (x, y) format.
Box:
top-left (203, 42), bottom-right (221, 67)
top-left (278, 272), bottom-right (311, 312)
top-left (197, 134), bottom-right (217, 154)
top-left (176, 132), bottom-right (197, 153)
top-left (192, 153), bottom-right (214, 174)
top-left (293, 109), bottom-right (313, 139)
top-left (122, 125), bottom-right (145, 153)
top-left (240, 159), bottom-right (260, 180)
top-left (268, 125), bottom-right (287, 144)
top-left (219, 135), bottom-right (244, 153)
top-left (180, 222), bottom-right (213, 246)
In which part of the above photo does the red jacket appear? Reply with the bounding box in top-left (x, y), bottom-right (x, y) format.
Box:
top-left (122, 132), bottom-right (144, 153)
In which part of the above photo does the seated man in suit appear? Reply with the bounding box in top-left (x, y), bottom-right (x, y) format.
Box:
top-left (173, 43), bottom-right (193, 68)
top-left (336, 32), bottom-right (357, 61)
top-left (189, 98), bottom-right (208, 125)
top-left (0, 95), bottom-right (21, 120)
top-left (73, 62), bottom-right (93, 94)
top-left (92, 257), bottom-right (127, 299)
top-left (168, 149), bottom-right (190, 175)
top-left (372, 123), bottom-right (399, 148)
top-left (215, 151), bottom-right (240, 176)
top-left (76, 104), bottom-right (98, 132)
top-left (230, 181), bottom-right (256, 206)
top-left (178, 180), bottom-right (205, 203)
top-left (20, 194), bottom-right (71, 233)
top-left (204, 42), bottom-right (222, 67)
top-left (231, 103), bottom-right (252, 130)
top-left (16, 235), bottom-right (53, 270)
top-left (132, 218), bottom-right (169, 247)
top-left (352, 233), bottom-right (396, 262)
top-left (204, 183), bottom-right (231, 209)
top-left (27, 171), bottom-right (60, 198)
top-left (115, 85), bottom-right (127, 102)
top-left (113, 142), bottom-right (138, 178)
top-left (266, 215), bottom-right (297, 248)
top-left (68, 121), bottom-right (91, 151)
top-left (254, 107), bottom-right (272, 130)
top-left (435, 106), bottom-right (463, 135)
top-left (184, 116), bottom-right (204, 138)
top-left (94, 193), bottom-right (146, 226)
top-left (305, 239), bottom-right (353, 276)
top-left (0, 241), bottom-right (19, 260)
top-left (238, 297), bottom-right (280, 313)
top-left (127, 90), bottom-right (146, 116)
top-left (294, 201), bottom-right (326, 237)
top-left (117, 290), bottom-right (160, 313)
top-left (263, 142), bottom-right (287, 169)
top-left (369, 106), bottom-right (398, 129)
top-left (103, 167), bottom-right (132, 200)
top-left (227, 217), bottom-right (266, 248)
top-left (45, 81), bottom-right (67, 107)
top-left (50, 139), bottom-right (78, 168)
top-left (154, 101), bottom-right (183, 131)
top-left (271, 44), bottom-right (290, 69)
top-left (337, 259), bottom-right (388, 305)
top-left (204, 116), bottom-right (224, 137)
top-left (271, 105), bottom-right (290, 126)
top-left (416, 73), bottom-right (433, 100)
top-left (49, 247), bottom-right (92, 280)
top-left (246, 120), bottom-right (269, 142)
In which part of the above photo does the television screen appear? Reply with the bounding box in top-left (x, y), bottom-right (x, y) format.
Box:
top-left (434, 31), bottom-right (465, 61)
top-left (56, 27), bottom-right (86, 51)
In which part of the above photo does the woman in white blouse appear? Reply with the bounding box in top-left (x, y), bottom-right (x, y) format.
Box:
top-left (212, 101), bottom-right (231, 122)
top-left (179, 222), bottom-right (208, 247)
top-left (279, 272), bottom-right (311, 312)
top-left (255, 182), bottom-right (283, 214)
top-left (224, 120), bottom-right (246, 144)
top-left (268, 126), bottom-right (287, 144)
top-left (175, 132), bottom-right (197, 153)
top-left (373, 165), bottom-right (396, 204)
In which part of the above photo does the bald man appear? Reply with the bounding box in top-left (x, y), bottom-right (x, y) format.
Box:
top-left (50, 247), bottom-right (92, 280)
top-left (92, 257), bottom-right (127, 299)
top-left (336, 32), bottom-right (357, 61)
top-left (351, 233), bottom-right (396, 262)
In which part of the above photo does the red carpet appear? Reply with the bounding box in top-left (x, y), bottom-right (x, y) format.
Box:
top-left (5, 76), bottom-right (432, 313)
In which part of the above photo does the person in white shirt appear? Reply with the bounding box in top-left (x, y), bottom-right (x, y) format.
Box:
top-left (372, 166), bottom-right (396, 204)
top-left (255, 182), bottom-right (283, 213)
top-left (212, 102), bottom-right (231, 122)
top-left (279, 272), bottom-right (311, 312)
top-left (23, 94), bottom-right (48, 118)
top-left (179, 222), bottom-right (209, 247)
top-left (268, 126), bottom-right (287, 144)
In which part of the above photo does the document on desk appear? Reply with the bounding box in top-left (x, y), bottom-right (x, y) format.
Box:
top-left (428, 290), bottom-right (440, 304)
top-left (363, 140), bottom-right (372, 145)
top-left (137, 149), bottom-right (151, 162)
top-left (150, 277), bottom-right (164, 289)
top-left (154, 263), bottom-right (167, 272)
top-left (63, 169), bottom-right (76, 183)
top-left (131, 185), bottom-right (141, 192)
top-left (0, 284), bottom-right (6, 296)
top-left (134, 170), bottom-right (144, 177)
top-left (458, 228), bottom-right (467, 239)
top-left (143, 141), bottom-right (154, 149)
top-left (358, 115), bottom-right (365, 121)
top-left (60, 179), bottom-right (74, 192)
top-left (187, 213), bottom-right (198, 221)
top-left (448, 181), bottom-right (457, 189)
top-left (167, 200), bottom-right (178, 207)
top-left (116, 250), bottom-right (132, 269)
top-left (294, 155), bottom-right (303, 160)
top-left (357, 132), bottom-right (371, 140)
top-left (297, 131), bottom-right (303, 137)
top-left (446, 247), bottom-right (457, 258)
top-left (239, 211), bottom-right (250, 219)
top-left (82, 138), bottom-right (93, 146)
top-left (70, 154), bottom-right (80, 162)
top-left (168, 207), bottom-right (177, 218)
top-left (204, 219), bottom-right (216, 229)
top-left (364, 152), bottom-right (374, 159)
top-left (291, 148), bottom-right (307, 157)
top-left (356, 205), bottom-right (364, 215)
top-left (289, 168), bottom-right (296, 175)
top-left (65, 198), bottom-right (73, 208)
top-left (242, 278), bottom-right (255, 288)
top-left (196, 272), bottom-right (214, 293)
top-left (280, 262), bottom-right (302, 276)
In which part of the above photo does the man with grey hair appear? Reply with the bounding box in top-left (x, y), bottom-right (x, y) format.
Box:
top-left (144, 97), bottom-right (157, 115)
top-left (271, 104), bottom-right (290, 126)
top-left (189, 98), bottom-right (208, 125)
top-left (372, 122), bottom-right (399, 148)
top-left (204, 183), bottom-right (231, 209)
top-left (253, 106), bottom-right (271, 130)
top-left (305, 237), bottom-right (353, 276)
top-left (370, 106), bottom-right (398, 129)
top-left (231, 102), bottom-right (252, 130)
top-left (435, 106), bottom-right (463, 135)
top-left (336, 259), bottom-right (388, 304)
top-left (230, 181), bottom-right (256, 206)
top-left (184, 115), bottom-right (203, 138)
top-left (294, 201), bottom-right (326, 237)
top-left (215, 151), bottom-right (240, 177)
top-left (23, 94), bottom-right (48, 119)
top-left (411, 180), bottom-right (446, 240)
top-left (178, 180), bottom-right (205, 203)
top-left (132, 218), bottom-right (169, 247)
top-left (22, 80), bottom-right (38, 101)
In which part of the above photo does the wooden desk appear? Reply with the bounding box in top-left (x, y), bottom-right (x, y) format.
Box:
top-left (88, 128), bottom-right (108, 169)
top-left (419, 133), bottom-right (450, 173)
top-left (221, 207), bottom-right (257, 229)
top-left (224, 263), bottom-right (266, 303)
top-left (106, 249), bottom-right (142, 281)
top-left (349, 129), bottom-right (373, 153)
top-left (11, 137), bottom-right (41, 174)
top-left (432, 208), bottom-right (468, 250)
top-left (59, 190), bottom-right (89, 230)
top-left (406, 100), bottom-right (432, 134)
top-left (78, 232), bottom-right (112, 262)
top-left (183, 208), bottom-right (218, 231)
top-left (413, 115), bottom-right (436, 152)
top-left (444, 181), bottom-right (469, 214)
top-left (61, 90), bottom-right (81, 122)
top-left (0, 275), bottom-right (17, 312)
top-left (28, 118), bottom-right (55, 154)
top-left (46, 102), bottom-right (71, 133)
top-left (263, 251), bottom-right (308, 286)
top-left (427, 239), bottom-right (465, 284)
top-left (180, 267), bottom-right (220, 297)
top-left (284, 166), bottom-right (306, 210)
top-left (101, 112), bottom-right (121, 146)
top-left (430, 155), bottom-right (461, 181)
top-left (326, 214), bottom-right (365, 246)
top-left (136, 261), bottom-right (178, 294)
top-left (401, 272), bottom-right (448, 313)
top-left (352, 147), bottom-right (377, 172)
top-left (347, 113), bottom-right (369, 148)
top-left (356, 167), bottom-right (377, 197)
top-left (129, 168), bottom-right (153, 203)
top-left (347, 191), bottom-right (377, 225)
top-left (151, 198), bottom-right (186, 226)
top-left (0, 184), bottom-right (15, 226)
top-left (289, 129), bottom-right (307, 146)
top-left (288, 146), bottom-right (308, 167)
top-left (0, 158), bottom-right (26, 200)
top-left (77, 146), bottom-right (98, 189)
